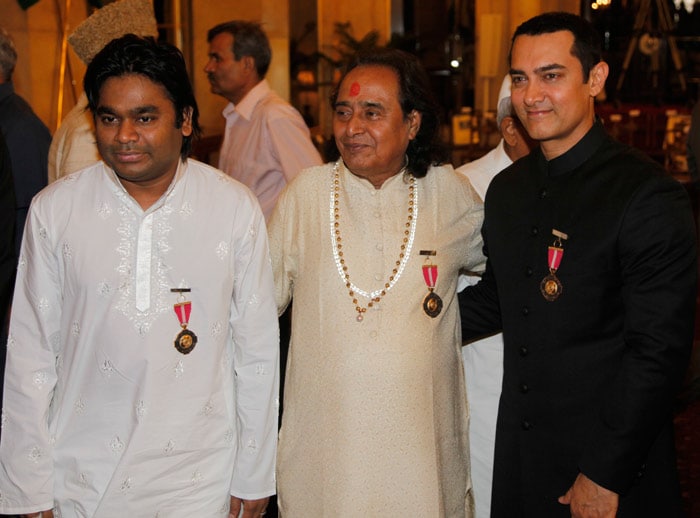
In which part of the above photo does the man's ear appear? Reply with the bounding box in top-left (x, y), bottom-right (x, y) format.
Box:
top-left (407, 110), bottom-right (422, 140)
top-left (180, 107), bottom-right (193, 137)
top-left (501, 116), bottom-right (519, 147)
top-left (588, 61), bottom-right (609, 98)
top-left (242, 55), bottom-right (255, 72)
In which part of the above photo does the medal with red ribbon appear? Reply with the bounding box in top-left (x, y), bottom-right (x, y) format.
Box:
top-left (171, 288), bottom-right (198, 354)
top-left (540, 229), bottom-right (568, 301)
top-left (420, 250), bottom-right (442, 318)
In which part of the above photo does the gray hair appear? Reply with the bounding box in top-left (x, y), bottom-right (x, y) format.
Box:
top-left (496, 96), bottom-right (513, 127)
top-left (0, 27), bottom-right (17, 82)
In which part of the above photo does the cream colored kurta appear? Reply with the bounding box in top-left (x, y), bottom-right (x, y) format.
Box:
top-left (269, 161), bottom-right (484, 517)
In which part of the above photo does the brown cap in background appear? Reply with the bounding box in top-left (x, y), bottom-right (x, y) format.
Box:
top-left (68, 0), bottom-right (158, 64)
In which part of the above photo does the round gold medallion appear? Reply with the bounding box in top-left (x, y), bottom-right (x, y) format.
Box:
top-left (423, 291), bottom-right (443, 318)
top-left (540, 274), bottom-right (563, 301)
top-left (174, 328), bottom-right (198, 354)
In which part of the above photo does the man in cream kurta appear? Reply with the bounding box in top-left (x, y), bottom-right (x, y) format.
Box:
top-left (0, 158), bottom-right (279, 516)
top-left (269, 160), bottom-right (484, 516)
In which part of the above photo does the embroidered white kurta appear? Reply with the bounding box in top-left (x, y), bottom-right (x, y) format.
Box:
top-left (269, 161), bottom-right (484, 517)
top-left (0, 160), bottom-right (279, 517)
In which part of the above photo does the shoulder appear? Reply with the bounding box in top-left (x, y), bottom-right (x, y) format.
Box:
top-left (184, 159), bottom-right (258, 202)
top-left (275, 163), bottom-right (332, 212)
top-left (285, 163), bottom-right (333, 192)
top-left (30, 162), bottom-right (106, 214)
top-left (257, 91), bottom-right (305, 121)
top-left (423, 163), bottom-right (481, 205)
top-left (592, 139), bottom-right (680, 198)
top-left (426, 163), bottom-right (477, 188)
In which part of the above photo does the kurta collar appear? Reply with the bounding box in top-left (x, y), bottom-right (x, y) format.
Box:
top-left (104, 159), bottom-right (187, 214)
top-left (537, 120), bottom-right (607, 177)
top-left (339, 159), bottom-right (413, 192)
top-left (222, 79), bottom-right (270, 122)
top-left (0, 82), bottom-right (15, 103)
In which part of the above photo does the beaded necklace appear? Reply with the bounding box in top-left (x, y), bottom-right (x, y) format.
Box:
top-left (329, 161), bottom-right (418, 321)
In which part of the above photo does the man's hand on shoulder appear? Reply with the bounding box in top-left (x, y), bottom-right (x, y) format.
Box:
top-left (21, 511), bottom-right (54, 518)
top-left (559, 472), bottom-right (618, 517)
top-left (229, 495), bottom-right (269, 517)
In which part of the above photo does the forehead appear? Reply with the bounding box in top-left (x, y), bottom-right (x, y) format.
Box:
top-left (209, 32), bottom-right (235, 54)
top-left (98, 74), bottom-right (173, 108)
top-left (511, 30), bottom-right (578, 70)
top-left (337, 65), bottom-right (400, 100)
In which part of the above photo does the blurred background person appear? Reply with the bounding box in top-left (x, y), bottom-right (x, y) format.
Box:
top-left (0, 26), bottom-right (50, 257)
top-left (204, 20), bottom-right (322, 221)
top-left (456, 74), bottom-right (535, 518)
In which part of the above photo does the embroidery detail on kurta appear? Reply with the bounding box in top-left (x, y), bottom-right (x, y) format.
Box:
top-left (33, 371), bottom-right (48, 388)
top-left (27, 447), bottom-right (43, 463)
top-left (120, 477), bottom-right (132, 492)
top-left (97, 202), bottom-right (112, 219)
top-left (174, 360), bottom-right (184, 378)
top-left (110, 436), bottom-right (124, 453)
top-left (164, 439), bottom-right (175, 454)
top-left (74, 397), bottom-right (86, 415)
top-left (180, 201), bottom-right (193, 217)
top-left (114, 205), bottom-right (172, 335)
top-left (216, 241), bottom-right (229, 260)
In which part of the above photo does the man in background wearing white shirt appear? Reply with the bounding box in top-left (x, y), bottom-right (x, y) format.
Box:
top-left (456, 76), bottom-right (534, 518)
top-left (204, 20), bottom-right (322, 221)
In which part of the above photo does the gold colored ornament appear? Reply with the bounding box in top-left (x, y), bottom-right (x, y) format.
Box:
top-left (330, 161), bottom-right (417, 322)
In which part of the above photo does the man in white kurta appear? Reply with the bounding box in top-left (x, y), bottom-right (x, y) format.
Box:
top-left (0, 159), bottom-right (279, 516)
top-left (269, 159), bottom-right (484, 516)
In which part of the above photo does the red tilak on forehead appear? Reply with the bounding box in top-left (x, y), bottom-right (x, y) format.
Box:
top-left (349, 82), bottom-right (361, 96)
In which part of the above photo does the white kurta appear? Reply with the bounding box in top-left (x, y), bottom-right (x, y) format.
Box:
top-left (47, 93), bottom-right (101, 183)
top-left (0, 160), bottom-right (279, 517)
top-left (269, 161), bottom-right (484, 517)
top-left (456, 141), bottom-right (512, 518)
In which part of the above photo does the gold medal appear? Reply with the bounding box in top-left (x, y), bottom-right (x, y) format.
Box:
top-left (541, 230), bottom-right (567, 302)
top-left (171, 288), bottom-right (198, 355)
top-left (423, 291), bottom-right (443, 318)
top-left (421, 251), bottom-right (442, 318)
top-left (174, 328), bottom-right (198, 354)
top-left (540, 273), bottom-right (563, 301)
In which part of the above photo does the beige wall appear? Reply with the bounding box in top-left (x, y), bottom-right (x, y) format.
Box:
top-left (3, 0), bottom-right (579, 139)
top-left (2, 0), bottom-right (90, 132)
top-left (316, 0), bottom-right (392, 136)
top-left (1, 0), bottom-right (291, 138)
